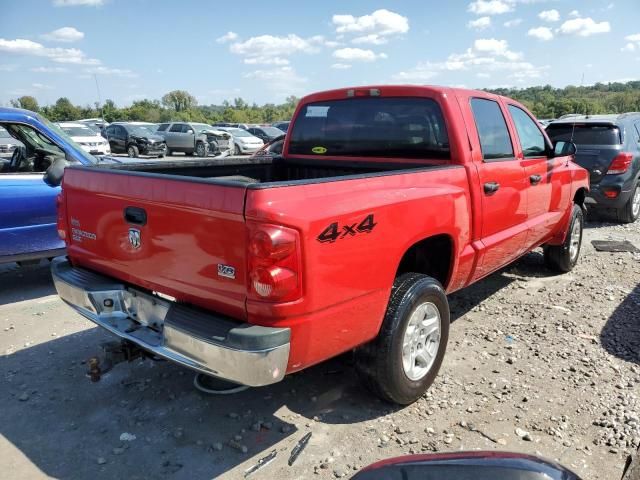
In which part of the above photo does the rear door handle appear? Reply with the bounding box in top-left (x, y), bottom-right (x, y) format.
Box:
top-left (124, 206), bottom-right (147, 225)
top-left (530, 174), bottom-right (542, 185)
top-left (483, 182), bottom-right (500, 195)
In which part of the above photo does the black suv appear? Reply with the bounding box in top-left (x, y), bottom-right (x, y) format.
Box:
top-left (546, 113), bottom-right (640, 223)
top-left (104, 123), bottom-right (166, 158)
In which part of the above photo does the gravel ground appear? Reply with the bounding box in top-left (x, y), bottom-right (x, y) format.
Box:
top-left (1, 214), bottom-right (638, 480)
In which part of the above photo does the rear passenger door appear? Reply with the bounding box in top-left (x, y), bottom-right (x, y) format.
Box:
top-left (507, 104), bottom-right (569, 248)
top-left (165, 123), bottom-right (184, 150)
top-left (466, 97), bottom-right (529, 280)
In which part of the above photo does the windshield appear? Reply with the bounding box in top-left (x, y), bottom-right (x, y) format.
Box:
top-left (40, 115), bottom-right (98, 164)
top-left (192, 123), bottom-right (214, 132)
top-left (262, 126), bottom-right (285, 136)
top-left (61, 126), bottom-right (98, 137)
top-left (226, 128), bottom-right (252, 137)
top-left (289, 97), bottom-right (450, 159)
top-left (128, 125), bottom-right (156, 136)
top-left (546, 124), bottom-right (621, 145)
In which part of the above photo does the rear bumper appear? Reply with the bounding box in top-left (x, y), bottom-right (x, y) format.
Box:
top-left (51, 258), bottom-right (290, 386)
top-left (587, 175), bottom-right (635, 209)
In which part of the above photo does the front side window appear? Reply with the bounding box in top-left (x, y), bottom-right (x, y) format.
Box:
top-left (289, 97), bottom-right (450, 159)
top-left (470, 98), bottom-right (514, 161)
top-left (508, 105), bottom-right (546, 157)
top-left (169, 123), bottom-right (184, 133)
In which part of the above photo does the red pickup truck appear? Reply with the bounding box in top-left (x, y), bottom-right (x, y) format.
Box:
top-left (52, 86), bottom-right (589, 404)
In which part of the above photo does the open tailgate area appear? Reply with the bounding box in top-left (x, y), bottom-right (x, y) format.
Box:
top-left (61, 166), bottom-right (248, 319)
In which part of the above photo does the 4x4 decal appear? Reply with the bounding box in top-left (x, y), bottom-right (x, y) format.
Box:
top-left (317, 214), bottom-right (377, 243)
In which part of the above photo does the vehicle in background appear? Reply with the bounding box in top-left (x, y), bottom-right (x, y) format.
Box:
top-left (271, 120), bottom-right (290, 132)
top-left (77, 118), bottom-right (109, 133)
top-left (57, 122), bottom-right (110, 155)
top-left (0, 126), bottom-right (24, 158)
top-left (126, 121), bottom-right (159, 132)
top-left (0, 108), bottom-right (105, 265)
top-left (156, 122), bottom-right (231, 157)
top-left (217, 127), bottom-right (263, 154)
top-left (211, 122), bottom-right (251, 130)
top-left (546, 113), bottom-right (640, 223)
top-left (538, 118), bottom-right (555, 127)
top-left (251, 134), bottom-right (284, 158)
top-left (104, 122), bottom-right (166, 158)
top-left (51, 85), bottom-right (588, 404)
top-left (246, 125), bottom-right (285, 144)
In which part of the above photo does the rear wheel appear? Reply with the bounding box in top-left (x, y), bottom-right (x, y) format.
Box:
top-left (544, 203), bottom-right (583, 272)
top-left (617, 182), bottom-right (640, 224)
top-left (127, 145), bottom-right (139, 158)
top-left (355, 273), bottom-right (449, 405)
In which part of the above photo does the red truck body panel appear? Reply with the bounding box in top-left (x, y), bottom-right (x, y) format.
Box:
top-left (59, 85), bottom-right (590, 376)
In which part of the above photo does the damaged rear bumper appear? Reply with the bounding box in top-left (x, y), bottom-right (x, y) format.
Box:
top-left (51, 258), bottom-right (290, 386)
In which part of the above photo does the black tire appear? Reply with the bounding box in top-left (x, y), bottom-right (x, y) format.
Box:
top-left (544, 203), bottom-right (583, 273)
top-left (617, 182), bottom-right (640, 224)
top-left (157, 153), bottom-right (165, 158)
top-left (234, 144), bottom-right (241, 155)
top-left (195, 142), bottom-right (207, 157)
top-left (355, 273), bottom-right (450, 405)
top-left (127, 145), bottom-right (139, 158)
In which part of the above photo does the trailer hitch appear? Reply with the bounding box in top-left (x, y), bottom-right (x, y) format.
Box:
top-left (86, 340), bottom-right (146, 382)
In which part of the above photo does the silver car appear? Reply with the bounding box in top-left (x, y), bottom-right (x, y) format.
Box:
top-left (157, 122), bottom-right (231, 157)
top-left (217, 127), bottom-right (264, 155)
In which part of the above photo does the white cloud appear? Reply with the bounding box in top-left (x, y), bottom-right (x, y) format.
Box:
top-left (332, 9), bottom-right (409, 36)
top-left (32, 83), bottom-right (53, 90)
top-left (467, 16), bottom-right (492, 31)
top-left (558, 17), bottom-right (611, 37)
top-left (568, 10), bottom-right (580, 17)
top-left (0, 64), bottom-right (17, 72)
top-left (392, 38), bottom-right (545, 84)
top-left (216, 31), bottom-right (238, 44)
top-left (504, 18), bottom-right (523, 27)
top-left (474, 38), bottom-right (521, 60)
top-left (467, 0), bottom-right (513, 15)
top-left (538, 9), bottom-right (560, 22)
top-left (476, 72), bottom-right (491, 78)
top-left (41, 26), bottom-right (84, 42)
top-left (31, 66), bottom-right (68, 72)
top-left (229, 33), bottom-right (318, 58)
top-left (332, 47), bottom-right (387, 62)
top-left (528, 26), bottom-right (554, 41)
top-left (243, 66), bottom-right (307, 98)
top-left (85, 66), bottom-right (137, 77)
top-left (53, 0), bottom-right (103, 6)
top-left (623, 33), bottom-right (640, 52)
top-left (331, 63), bottom-right (352, 69)
top-left (243, 57), bottom-right (289, 66)
top-left (0, 38), bottom-right (100, 64)
top-left (352, 34), bottom-right (388, 45)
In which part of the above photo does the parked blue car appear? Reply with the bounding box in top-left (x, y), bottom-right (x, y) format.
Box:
top-left (0, 108), bottom-right (113, 265)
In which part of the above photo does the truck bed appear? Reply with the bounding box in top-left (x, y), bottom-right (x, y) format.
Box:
top-left (90, 156), bottom-right (440, 187)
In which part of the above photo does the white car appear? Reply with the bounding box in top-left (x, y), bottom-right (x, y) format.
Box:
top-left (57, 122), bottom-right (111, 155)
top-left (217, 127), bottom-right (264, 155)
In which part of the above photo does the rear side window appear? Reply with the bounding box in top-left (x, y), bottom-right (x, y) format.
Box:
top-left (157, 123), bottom-right (169, 132)
top-left (546, 124), bottom-right (621, 145)
top-left (288, 97), bottom-right (450, 159)
top-left (508, 105), bottom-right (546, 157)
top-left (470, 98), bottom-right (513, 160)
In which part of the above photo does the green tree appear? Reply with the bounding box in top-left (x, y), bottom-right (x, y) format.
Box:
top-left (10, 95), bottom-right (39, 112)
top-left (161, 90), bottom-right (197, 112)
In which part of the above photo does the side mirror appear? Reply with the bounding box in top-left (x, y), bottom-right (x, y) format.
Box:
top-left (43, 157), bottom-right (69, 187)
top-left (553, 141), bottom-right (577, 157)
top-left (186, 129), bottom-right (194, 134)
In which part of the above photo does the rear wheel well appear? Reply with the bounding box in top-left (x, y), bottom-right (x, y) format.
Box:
top-left (574, 188), bottom-right (587, 209)
top-left (396, 235), bottom-right (453, 289)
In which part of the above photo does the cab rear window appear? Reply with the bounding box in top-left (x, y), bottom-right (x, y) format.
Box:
top-left (546, 124), bottom-right (621, 145)
top-left (288, 97), bottom-right (450, 159)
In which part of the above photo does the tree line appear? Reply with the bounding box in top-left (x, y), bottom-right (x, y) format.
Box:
top-left (9, 81), bottom-right (640, 124)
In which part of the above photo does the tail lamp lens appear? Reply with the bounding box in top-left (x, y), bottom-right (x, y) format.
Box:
top-left (607, 152), bottom-right (633, 175)
top-left (248, 224), bottom-right (301, 302)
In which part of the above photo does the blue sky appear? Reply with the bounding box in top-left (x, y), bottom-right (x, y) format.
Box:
top-left (1, 0), bottom-right (639, 107)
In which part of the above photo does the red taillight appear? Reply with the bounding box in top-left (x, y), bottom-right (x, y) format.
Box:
top-left (606, 152), bottom-right (633, 175)
top-left (248, 224), bottom-right (301, 302)
top-left (603, 188), bottom-right (619, 199)
top-left (56, 192), bottom-right (67, 241)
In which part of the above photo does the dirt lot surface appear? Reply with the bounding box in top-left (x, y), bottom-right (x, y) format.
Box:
top-left (1, 214), bottom-right (639, 480)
